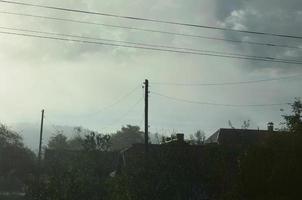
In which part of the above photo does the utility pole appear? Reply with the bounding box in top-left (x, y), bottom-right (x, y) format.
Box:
top-left (144, 79), bottom-right (149, 155)
top-left (37, 109), bottom-right (44, 200)
top-left (38, 109), bottom-right (44, 166)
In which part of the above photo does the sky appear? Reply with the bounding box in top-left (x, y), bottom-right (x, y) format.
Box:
top-left (0, 0), bottom-right (302, 144)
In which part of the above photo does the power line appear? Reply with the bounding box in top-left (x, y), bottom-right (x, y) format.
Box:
top-left (1, 11), bottom-right (301, 50)
top-left (151, 91), bottom-right (290, 107)
top-left (102, 97), bottom-right (143, 130)
top-left (43, 116), bottom-right (63, 134)
top-left (42, 90), bottom-right (142, 133)
top-left (151, 74), bottom-right (302, 86)
top-left (1, 0), bottom-right (302, 40)
top-left (83, 85), bottom-right (141, 117)
top-left (2, 26), bottom-right (299, 61)
top-left (43, 90), bottom-right (142, 132)
top-left (48, 85), bottom-right (141, 119)
top-left (1, 30), bottom-right (302, 65)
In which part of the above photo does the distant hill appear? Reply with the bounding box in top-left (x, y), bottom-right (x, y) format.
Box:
top-left (10, 123), bottom-right (78, 152)
top-left (10, 123), bottom-right (158, 152)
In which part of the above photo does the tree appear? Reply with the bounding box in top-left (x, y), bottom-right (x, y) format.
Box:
top-left (239, 133), bottom-right (302, 199)
top-left (67, 127), bottom-right (86, 150)
top-left (282, 98), bottom-right (302, 133)
top-left (110, 125), bottom-right (144, 151)
top-left (190, 130), bottom-right (206, 145)
top-left (48, 133), bottom-right (68, 150)
top-left (195, 130), bottom-right (206, 144)
top-left (228, 120), bottom-right (251, 130)
top-left (68, 135), bottom-right (84, 150)
top-left (0, 124), bottom-right (23, 148)
top-left (0, 124), bottom-right (35, 193)
top-left (27, 129), bottom-right (114, 200)
top-left (241, 120), bottom-right (250, 130)
top-left (83, 132), bottom-right (111, 152)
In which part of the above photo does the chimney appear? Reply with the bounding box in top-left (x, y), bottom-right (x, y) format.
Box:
top-left (267, 122), bottom-right (274, 132)
top-left (176, 133), bottom-right (184, 142)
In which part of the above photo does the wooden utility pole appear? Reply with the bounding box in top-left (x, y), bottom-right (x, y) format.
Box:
top-left (144, 79), bottom-right (149, 155)
top-left (38, 109), bottom-right (44, 165)
top-left (37, 109), bottom-right (44, 200)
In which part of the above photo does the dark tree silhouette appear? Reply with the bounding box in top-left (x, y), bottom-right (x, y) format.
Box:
top-left (48, 133), bottom-right (68, 150)
top-left (83, 132), bottom-right (111, 152)
top-left (110, 125), bottom-right (144, 150)
top-left (282, 98), bottom-right (302, 133)
top-left (0, 124), bottom-right (35, 193)
top-left (190, 130), bottom-right (206, 145)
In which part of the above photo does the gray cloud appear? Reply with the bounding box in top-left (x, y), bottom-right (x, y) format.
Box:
top-left (216, 0), bottom-right (302, 72)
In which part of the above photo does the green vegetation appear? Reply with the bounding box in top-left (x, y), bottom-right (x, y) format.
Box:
top-left (238, 99), bottom-right (302, 199)
top-left (0, 124), bottom-right (35, 199)
top-left (1, 99), bottom-right (301, 199)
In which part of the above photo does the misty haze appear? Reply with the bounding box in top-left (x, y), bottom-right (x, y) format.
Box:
top-left (0, 0), bottom-right (302, 199)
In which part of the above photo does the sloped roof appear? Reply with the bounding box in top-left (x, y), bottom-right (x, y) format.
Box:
top-left (205, 128), bottom-right (273, 146)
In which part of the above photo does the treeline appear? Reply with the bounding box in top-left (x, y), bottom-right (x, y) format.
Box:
top-left (33, 134), bottom-right (302, 200)
top-left (108, 136), bottom-right (302, 200)
top-left (239, 133), bottom-right (302, 199)
top-left (0, 99), bottom-right (301, 200)
top-left (46, 125), bottom-right (145, 152)
top-left (0, 124), bottom-right (146, 199)
top-left (0, 124), bottom-right (36, 200)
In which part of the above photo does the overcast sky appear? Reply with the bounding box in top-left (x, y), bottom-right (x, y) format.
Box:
top-left (0, 0), bottom-right (302, 139)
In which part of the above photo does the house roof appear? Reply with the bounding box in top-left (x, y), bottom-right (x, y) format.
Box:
top-left (205, 128), bottom-right (273, 146)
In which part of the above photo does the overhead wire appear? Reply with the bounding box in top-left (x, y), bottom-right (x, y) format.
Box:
top-left (81, 85), bottom-right (141, 117)
top-left (151, 91), bottom-right (290, 107)
top-left (138, 84), bottom-right (145, 129)
top-left (45, 85), bottom-right (141, 119)
top-left (151, 74), bottom-right (302, 86)
top-left (1, 26), bottom-right (300, 62)
top-left (1, 0), bottom-right (299, 132)
top-left (40, 86), bottom-right (142, 132)
top-left (1, 0), bottom-right (302, 40)
top-left (43, 114), bottom-right (63, 134)
top-left (101, 96), bottom-right (143, 131)
top-left (1, 30), bottom-right (302, 64)
top-left (1, 11), bottom-right (301, 50)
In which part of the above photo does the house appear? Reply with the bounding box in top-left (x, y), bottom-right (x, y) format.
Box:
top-left (205, 122), bottom-right (275, 146)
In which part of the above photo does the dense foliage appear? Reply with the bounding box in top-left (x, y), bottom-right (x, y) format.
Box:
top-left (108, 144), bottom-right (239, 200)
top-left (25, 131), bottom-right (114, 200)
top-left (0, 124), bottom-right (35, 195)
top-left (110, 125), bottom-right (144, 151)
top-left (3, 99), bottom-right (302, 199)
top-left (239, 134), bottom-right (302, 199)
top-left (282, 98), bottom-right (302, 133)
